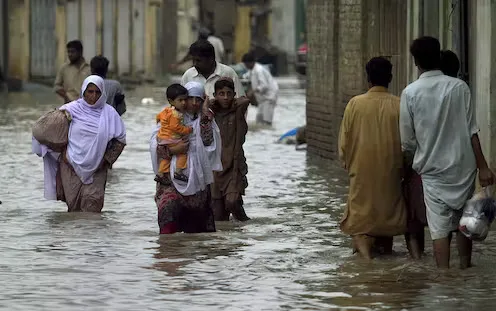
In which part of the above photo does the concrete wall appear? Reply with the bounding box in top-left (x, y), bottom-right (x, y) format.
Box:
top-left (270, 0), bottom-right (296, 59)
top-left (0, 0), bottom-right (5, 75)
top-left (4, 0), bottom-right (164, 86)
top-left (7, 0), bottom-right (30, 84)
top-left (468, 1), bottom-right (496, 172)
top-left (176, 0), bottom-right (199, 71)
top-left (306, 0), bottom-right (407, 160)
top-left (159, 0), bottom-right (178, 73)
top-left (307, 0), bottom-right (496, 177)
top-left (199, 0), bottom-right (237, 55)
top-left (405, 0), bottom-right (496, 180)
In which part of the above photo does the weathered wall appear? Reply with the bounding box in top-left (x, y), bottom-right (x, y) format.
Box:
top-left (405, 0), bottom-right (496, 185)
top-left (7, 0), bottom-right (30, 84)
top-left (306, 0), bottom-right (407, 160)
top-left (3, 0), bottom-right (163, 86)
top-left (199, 0), bottom-right (237, 53)
top-left (306, 0), bottom-right (340, 159)
top-left (176, 0), bottom-right (198, 71)
top-left (271, 0), bottom-right (296, 58)
top-left (159, 0), bottom-right (178, 73)
top-left (468, 0), bottom-right (496, 173)
top-left (0, 0), bottom-right (5, 76)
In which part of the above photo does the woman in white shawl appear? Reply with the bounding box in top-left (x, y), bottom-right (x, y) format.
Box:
top-left (151, 81), bottom-right (222, 234)
top-left (33, 75), bottom-right (126, 212)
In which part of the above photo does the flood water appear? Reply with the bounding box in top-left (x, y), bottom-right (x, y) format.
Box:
top-left (1, 80), bottom-right (496, 310)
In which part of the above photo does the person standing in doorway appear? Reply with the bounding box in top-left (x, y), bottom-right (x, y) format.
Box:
top-left (242, 53), bottom-right (279, 126)
top-left (54, 40), bottom-right (91, 103)
top-left (90, 55), bottom-right (126, 116)
top-left (181, 40), bottom-right (245, 99)
top-left (338, 57), bottom-right (407, 260)
top-left (400, 36), bottom-right (495, 269)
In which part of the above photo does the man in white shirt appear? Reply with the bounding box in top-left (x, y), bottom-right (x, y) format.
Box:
top-left (171, 28), bottom-right (225, 68)
top-left (400, 36), bottom-right (495, 269)
top-left (242, 53), bottom-right (279, 126)
top-left (181, 40), bottom-right (245, 99)
top-left (204, 29), bottom-right (225, 63)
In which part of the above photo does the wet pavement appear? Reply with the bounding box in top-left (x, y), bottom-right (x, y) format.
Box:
top-left (1, 79), bottom-right (496, 310)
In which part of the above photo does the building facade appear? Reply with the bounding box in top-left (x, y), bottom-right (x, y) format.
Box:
top-left (0, 0), bottom-right (6, 78)
top-left (306, 0), bottom-right (406, 159)
top-left (306, 0), bottom-right (496, 171)
top-left (4, 0), bottom-right (163, 88)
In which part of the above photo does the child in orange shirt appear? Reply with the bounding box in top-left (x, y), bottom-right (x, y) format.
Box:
top-left (156, 84), bottom-right (192, 182)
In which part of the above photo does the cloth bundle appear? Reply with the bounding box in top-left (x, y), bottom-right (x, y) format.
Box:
top-left (32, 109), bottom-right (71, 152)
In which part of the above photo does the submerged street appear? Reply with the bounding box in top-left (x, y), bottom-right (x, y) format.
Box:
top-left (1, 80), bottom-right (496, 310)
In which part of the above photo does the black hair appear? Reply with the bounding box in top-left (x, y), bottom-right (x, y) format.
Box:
top-left (440, 50), bottom-right (460, 78)
top-left (66, 40), bottom-right (83, 52)
top-left (166, 83), bottom-right (188, 100)
top-left (90, 55), bottom-right (110, 77)
top-left (214, 79), bottom-right (235, 92)
top-left (198, 27), bottom-right (211, 40)
top-left (242, 53), bottom-right (256, 63)
top-left (365, 57), bottom-right (393, 88)
top-left (189, 40), bottom-right (215, 59)
top-left (410, 36), bottom-right (441, 70)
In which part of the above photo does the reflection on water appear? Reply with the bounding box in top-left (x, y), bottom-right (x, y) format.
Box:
top-left (1, 82), bottom-right (496, 310)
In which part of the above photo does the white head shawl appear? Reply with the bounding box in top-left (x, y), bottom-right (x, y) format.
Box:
top-left (60, 75), bottom-right (126, 184)
top-left (184, 81), bottom-right (205, 98)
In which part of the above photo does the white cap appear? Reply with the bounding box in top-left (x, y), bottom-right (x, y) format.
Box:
top-left (184, 81), bottom-right (205, 98)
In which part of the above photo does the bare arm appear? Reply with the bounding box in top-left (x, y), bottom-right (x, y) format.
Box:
top-left (338, 102), bottom-right (352, 170)
top-left (235, 97), bottom-right (250, 114)
top-left (172, 53), bottom-right (192, 68)
top-left (471, 134), bottom-right (489, 170)
top-left (103, 139), bottom-right (126, 168)
top-left (399, 91), bottom-right (416, 164)
top-left (464, 86), bottom-right (495, 186)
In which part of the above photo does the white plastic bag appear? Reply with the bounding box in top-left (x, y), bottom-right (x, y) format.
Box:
top-left (459, 186), bottom-right (496, 241)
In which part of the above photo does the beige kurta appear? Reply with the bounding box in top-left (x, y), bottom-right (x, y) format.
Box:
top-left (54, 60), bottom-right (91, 102)
top-left (56, 140), bottom-right (125, 212)
top-left (338, 86), bottom-right (407, 237)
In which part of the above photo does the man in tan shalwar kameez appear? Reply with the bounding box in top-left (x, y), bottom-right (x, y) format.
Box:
top-left (338, 57), bottom-right (407, 259)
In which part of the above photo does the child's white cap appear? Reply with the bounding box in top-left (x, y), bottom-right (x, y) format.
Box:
top-left (184, 81), bottom-right (205, 98)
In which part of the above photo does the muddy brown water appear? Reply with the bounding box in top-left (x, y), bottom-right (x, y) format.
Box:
top-left (1, 82), bottom-right (496, 310)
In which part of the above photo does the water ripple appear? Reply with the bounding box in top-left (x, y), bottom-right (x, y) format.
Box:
top-left (1, 84), bottom-right (496, 310)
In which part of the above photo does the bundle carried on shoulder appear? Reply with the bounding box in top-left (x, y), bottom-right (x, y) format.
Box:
top-left (459, 186), bottom-right (496, 241)
top-left (32, 109), bottom-right (71, 152)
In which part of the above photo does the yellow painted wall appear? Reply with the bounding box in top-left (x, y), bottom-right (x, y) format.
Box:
top-left (145, 0), bottom-right (159, 76)
top-left (7, 0), bottom-right (30, 81)
top-left (177, 0), bottom-right (198, 71)
top-left (234, 6), bottom-right (251, 63)
top-left (55, 2), bottom-right (66, 69)
top-left (96, 0), bottom-right (103, 55)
